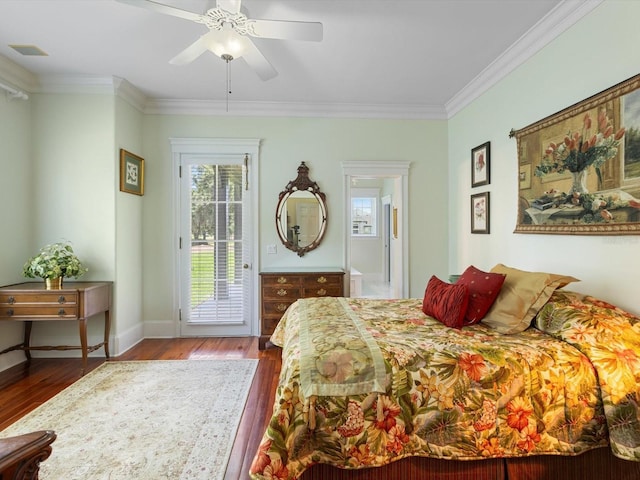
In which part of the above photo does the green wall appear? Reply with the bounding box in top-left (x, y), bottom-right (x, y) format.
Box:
top-left (141, 115), bottom-right (449, 333)
top-left (0, 92), bottom-right (32, 369)
top-left (448, 0), bottom-right (640, 312)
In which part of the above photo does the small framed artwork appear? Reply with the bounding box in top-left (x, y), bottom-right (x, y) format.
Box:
top-left (392, 207), bottom-right (398, 239)
top-left (471, 141), bottom-right (490, 187)
top-left (471, 192), bottom-right (490, 234)
top-left (119, 149), bottom-right (145, 196)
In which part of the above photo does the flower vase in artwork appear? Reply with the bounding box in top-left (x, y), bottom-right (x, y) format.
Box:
top-left (571, 169), bottom-right (589, 194)
top-left (534, 109), bottom-right (625, 193)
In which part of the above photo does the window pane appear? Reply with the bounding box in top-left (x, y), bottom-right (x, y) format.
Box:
top-left (351, 197), bottom-right (376, 236)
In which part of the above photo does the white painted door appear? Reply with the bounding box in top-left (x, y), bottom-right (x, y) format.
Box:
top-left (179, 154), bottom-right (252, 336)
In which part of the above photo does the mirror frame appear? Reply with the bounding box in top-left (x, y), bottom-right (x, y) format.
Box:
top-left (275, 162), bottom-right (327, 257)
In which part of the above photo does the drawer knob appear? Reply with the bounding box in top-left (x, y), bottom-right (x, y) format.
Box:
top-left (277, 277), bottom-right (287, 284)
top-left (58, 308), bottom-right (66, 316)
top-left (7, 296), bottom-right (15, 304)
top-left (276, 303), bottom-right (287, 312)
top-left (58, 295), bottom-right (66, 304)
top-left (317, 288), bottom-right (327, 296)
top-left (276, 289), bottom-right (287, 296)
top-left (317, 276), bottom-right (327, 284)
top-left (6, 308), bottom-right (13, 317)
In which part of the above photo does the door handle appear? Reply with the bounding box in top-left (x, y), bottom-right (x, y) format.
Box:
top-left (243, 263), bottom-right (250, 269)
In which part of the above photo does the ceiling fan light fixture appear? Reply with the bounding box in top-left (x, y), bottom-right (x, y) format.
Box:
top-left (117, 0), bottom-right (322, 81)
top-left (206, 23), bottom-right (250, 59)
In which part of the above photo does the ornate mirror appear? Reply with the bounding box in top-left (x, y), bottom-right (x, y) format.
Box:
top-left (276, 162), bottom-right (327, 257)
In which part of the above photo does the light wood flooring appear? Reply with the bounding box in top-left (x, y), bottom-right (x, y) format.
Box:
top-left (0, 337), bottom-right (282, 480)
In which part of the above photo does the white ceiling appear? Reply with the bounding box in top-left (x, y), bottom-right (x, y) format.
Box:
top-left (0, 0), bottom-right (600, 118)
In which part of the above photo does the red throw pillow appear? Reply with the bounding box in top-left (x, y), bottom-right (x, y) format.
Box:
top-left (456, 265), bottom-right (506, 325)
top-left (422, 275), bottom-right (469, 329)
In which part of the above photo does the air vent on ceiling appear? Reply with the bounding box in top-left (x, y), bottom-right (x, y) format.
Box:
top-left (9, 44), bottom-right (48, 56)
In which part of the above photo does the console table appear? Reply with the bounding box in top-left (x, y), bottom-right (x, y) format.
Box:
top-left (0, 282), bottom-right (112, 374)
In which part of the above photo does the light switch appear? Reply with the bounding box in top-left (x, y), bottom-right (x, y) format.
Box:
top-left (267, 244), bottom-right (277, 254)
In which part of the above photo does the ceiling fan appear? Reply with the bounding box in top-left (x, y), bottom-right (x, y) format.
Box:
top-left (117, 0), bottom-right (323, 80)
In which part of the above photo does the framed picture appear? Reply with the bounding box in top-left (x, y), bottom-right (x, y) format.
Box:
top-left (511, 73), bottom-right (640, 235)
top-left (471, 192), bottom-right (490, 234)
top-left (392, 207), bottom-right (398, 239)
top-left (471, 142), bottom-right (490, 187)
top-left (119, 149), bottom-right (145, 196)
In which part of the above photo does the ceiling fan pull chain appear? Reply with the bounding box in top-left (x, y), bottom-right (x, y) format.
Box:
top-left (222, 53), bottom-right (233, 112)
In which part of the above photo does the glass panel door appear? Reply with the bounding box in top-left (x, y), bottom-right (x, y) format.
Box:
top-left (180, 155), bottom-right (251, 336)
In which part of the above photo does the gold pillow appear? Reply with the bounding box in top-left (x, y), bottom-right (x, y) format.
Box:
top-left (482, 264), bottom-right (579, 334)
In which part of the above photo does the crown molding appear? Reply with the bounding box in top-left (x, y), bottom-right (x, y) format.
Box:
top-left (0, 0), bottom-right (601, 119)
top-left (144, 98), bottom-right (447, 120)
top-left (113, 77), bottom-right (147, 112)
top-left (0, 54), bottom-right (39, 92)
top-left (37, 74), bottom-right (119, 94)
top-left (0, 56), bottom-right (444, 118)
top-left (35, 74), bottom-right (147, 111)
top-left (445, 0), bottom-right (603, 118)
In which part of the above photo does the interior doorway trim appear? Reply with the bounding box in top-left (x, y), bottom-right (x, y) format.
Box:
top-left (342, 160), bottom-right (410, 298)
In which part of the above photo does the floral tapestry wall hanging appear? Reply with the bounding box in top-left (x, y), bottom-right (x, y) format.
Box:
top-left (511, 73), bottom-right (640, 235)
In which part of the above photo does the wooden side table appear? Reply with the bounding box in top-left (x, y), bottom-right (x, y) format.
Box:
top-left (0, 282), bottom-right (112, 374)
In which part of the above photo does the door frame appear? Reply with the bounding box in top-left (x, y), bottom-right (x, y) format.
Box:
top-left (171, 137), bottom-right (261, 337)
top-left (342, 161), bottom-right (410, 298)
top-left (382, 195), bottom-right (391, 283)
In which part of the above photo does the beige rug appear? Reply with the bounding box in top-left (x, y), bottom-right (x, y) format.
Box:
top-left (0, 359), bottom-right (258, 479)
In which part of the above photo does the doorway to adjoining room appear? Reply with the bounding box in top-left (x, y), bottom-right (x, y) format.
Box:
top-left (343, 160), bottom-right (410, 300)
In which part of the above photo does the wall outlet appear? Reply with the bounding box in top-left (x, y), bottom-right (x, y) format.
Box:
top-left (267, 244), bottom-right (277, 254)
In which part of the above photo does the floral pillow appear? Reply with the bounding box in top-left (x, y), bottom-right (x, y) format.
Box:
top-left (456, 265), bottom-right (506, 325)
top-left (422, 275), bottom-right (469, 329)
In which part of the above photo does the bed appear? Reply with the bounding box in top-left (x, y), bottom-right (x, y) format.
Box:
top-left (249, 265), bottom-right (640, 480)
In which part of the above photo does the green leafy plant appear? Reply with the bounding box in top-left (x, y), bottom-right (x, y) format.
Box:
top-left (22, 242), bottom-right (88, 279)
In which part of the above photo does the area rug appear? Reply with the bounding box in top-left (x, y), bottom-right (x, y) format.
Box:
top-left (0, 359), bottom-right (258, 479)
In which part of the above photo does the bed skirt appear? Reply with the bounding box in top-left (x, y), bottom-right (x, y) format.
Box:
top-left (299, 448), bottom-right (640, 480)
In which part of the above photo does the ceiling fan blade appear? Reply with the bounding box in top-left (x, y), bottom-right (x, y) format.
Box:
top-left (250, 19), bottom-right (323, 41)
top-left (169, 32), bottom-right (217, 65)
top-left (116, 0), bottom-right (203, 23)
top-left (216, 0), bottom-right (241, 14)
top-left (242, 40), bottom-right (277, 81)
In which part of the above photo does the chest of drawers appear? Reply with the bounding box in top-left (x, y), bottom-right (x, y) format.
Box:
top-left (0, 291), bottom-right (79, 319)
top-left (259, 269), bottom-right (344, 349)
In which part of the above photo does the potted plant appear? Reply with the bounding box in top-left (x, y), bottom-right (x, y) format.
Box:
top-left (22, 242), bottom-right (88, 289)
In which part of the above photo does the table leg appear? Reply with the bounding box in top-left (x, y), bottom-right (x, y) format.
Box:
top-left (78, 318), bottom-right (88, 375)
top-left (103, 309), bottom-right (111, 358)
top-left (23, 321), bottom-right (33, 363)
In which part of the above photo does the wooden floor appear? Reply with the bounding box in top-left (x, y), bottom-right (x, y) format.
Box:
top-left (0, 337), bottom-right (282, 480)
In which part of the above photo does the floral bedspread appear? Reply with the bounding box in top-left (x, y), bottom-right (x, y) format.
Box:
top-left (535, 290), bottom-right (640, 461)
top-left (250, 296), bottom-right (638, 480)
